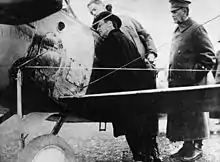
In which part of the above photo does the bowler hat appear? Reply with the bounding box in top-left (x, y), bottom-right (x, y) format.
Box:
top-left (169, 0), bottom-right (191, 12)
top-left (92, 11), bottom-right (122, 30)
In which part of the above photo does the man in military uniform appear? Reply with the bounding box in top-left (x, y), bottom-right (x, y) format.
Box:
top-left (215, 38), bottom-right (220, 83)
top-left (167, 0), bottom-right (216, 161)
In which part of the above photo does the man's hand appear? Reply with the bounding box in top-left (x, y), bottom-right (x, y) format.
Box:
top-left (147, 53), bottom-right (156, 63)
top-left (144, 53), bottom-right (156, 70)
top-left (144, 53), bottom-right (158, 77)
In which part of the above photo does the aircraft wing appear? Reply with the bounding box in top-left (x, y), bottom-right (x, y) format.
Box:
top-left (0, 0), bottom-right (62, 25)
top-left (60, 84), bottom-right (220, 119)
top-left (1, 84), bottom-right (220, 123)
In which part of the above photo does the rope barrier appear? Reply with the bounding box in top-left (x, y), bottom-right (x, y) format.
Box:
top-left (24, 65), bottom-right (216, 72)
top-left (83, 13), bottom-right (220, 86)
top-left (0, 11), bottom-right (219, 92)
top-left (2, 12), bottom-right (219, 71)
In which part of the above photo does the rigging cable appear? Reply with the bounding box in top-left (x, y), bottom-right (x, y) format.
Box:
top-left (22, 13), bottom-right (220, 90)
top-left (83, 13), bottom-right (220, 88)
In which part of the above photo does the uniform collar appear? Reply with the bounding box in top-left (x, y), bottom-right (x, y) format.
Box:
top-left (175, 17), bottom-right (194, 33)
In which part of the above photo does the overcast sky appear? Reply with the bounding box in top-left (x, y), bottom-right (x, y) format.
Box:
top-left (70, 0), bottom-right (220, 67)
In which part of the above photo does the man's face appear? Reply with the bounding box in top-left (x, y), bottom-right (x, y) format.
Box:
top-left (97, 19), bottom-right (111, 38)
top-left (171, 8), bottom-right (186, 24)
top-left (88, 3), bottom-right (105, 17)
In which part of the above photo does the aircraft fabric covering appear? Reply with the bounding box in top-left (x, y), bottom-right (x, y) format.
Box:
top-left (23, 33), bottom-right (91, 100)
top-left (3, 11), bottom-right (95, 107)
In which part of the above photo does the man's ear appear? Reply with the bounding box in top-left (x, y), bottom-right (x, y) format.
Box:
top-left (106, 20), bottom-right (111, 25)
top-left (106, 20), bottom-right (114, 27)
top-left (182, 8), bottom-right (188, 15)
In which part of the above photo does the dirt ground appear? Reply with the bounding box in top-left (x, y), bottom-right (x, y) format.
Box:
top-left (0, 114), bottom-right (220, 162)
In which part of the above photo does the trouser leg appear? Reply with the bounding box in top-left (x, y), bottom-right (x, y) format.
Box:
top-left (141, 133), bottom-right (160, 162)
top-left (125, 132), bottom-right (142, 161)
top-left (125, 126), bottom-right (160, 162)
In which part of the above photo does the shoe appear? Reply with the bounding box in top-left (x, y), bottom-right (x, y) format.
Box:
top-left (181, 148), bottom-right (203, 161)
top-left (133, 153), bottom-right (144, 162)
top-left (170, 143), bottom-right (188, 158)
top-left (133, 153), bottom-right (162, 162)
top-left (151, 157), bottom-right (162, 162)
top-left (132, 136), bottom-right (161, 162)
top-left (133, 153), bottom-right (153, 162)
top-left (194, 140), bottom-right (203, 150)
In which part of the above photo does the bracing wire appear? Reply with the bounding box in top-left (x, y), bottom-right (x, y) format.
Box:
top-left (82, 13), bottom-right (220, 88)
top-left (24, 66), bottom-right (217, 72)
top-left (14, 12), bottom-right (220, 90)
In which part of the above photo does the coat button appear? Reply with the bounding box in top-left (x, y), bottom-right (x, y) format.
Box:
top-left (178, 50), bottom-right (181, 54)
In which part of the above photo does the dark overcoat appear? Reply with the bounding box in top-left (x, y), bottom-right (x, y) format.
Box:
top-left (89, 29), bottom-right (158, 137)
top-left (167, 18), bottom-right (216, 141)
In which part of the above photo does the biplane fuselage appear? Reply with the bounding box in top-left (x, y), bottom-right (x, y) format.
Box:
top-left (0, 1), bottom-right (220, 162)
top-left (0, 8), bottom-right (98, 119)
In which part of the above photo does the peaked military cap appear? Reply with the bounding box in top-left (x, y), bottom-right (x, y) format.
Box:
top-left (169, 0), bottom-right (191, 12)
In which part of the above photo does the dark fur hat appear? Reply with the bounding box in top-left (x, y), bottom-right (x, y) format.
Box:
top-left (92, 11), bottom-right (122, 30)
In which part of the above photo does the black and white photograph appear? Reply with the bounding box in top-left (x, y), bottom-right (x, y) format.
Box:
top-left (0, 0), bottom-right (220, 161)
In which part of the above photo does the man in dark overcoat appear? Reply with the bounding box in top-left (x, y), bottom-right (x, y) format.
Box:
top-left (167, 0), bottom-right (216, 161)
top-left (87, 0), bottom-right (158, 65)
top-left (90, 11), bottom-right (161, 162)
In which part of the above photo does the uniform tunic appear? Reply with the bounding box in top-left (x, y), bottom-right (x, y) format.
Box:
top-left (119, 15), bottom-right (157, 59)
top-left (215, 50), bottom-right (220, 83)
top-left (167, 18), bottom-right (216, 141)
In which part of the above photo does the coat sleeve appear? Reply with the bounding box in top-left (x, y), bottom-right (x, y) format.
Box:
top-left (130, 18), bottom-right (157, 58)
top-left (193, 26), bottom-right (217, 82)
